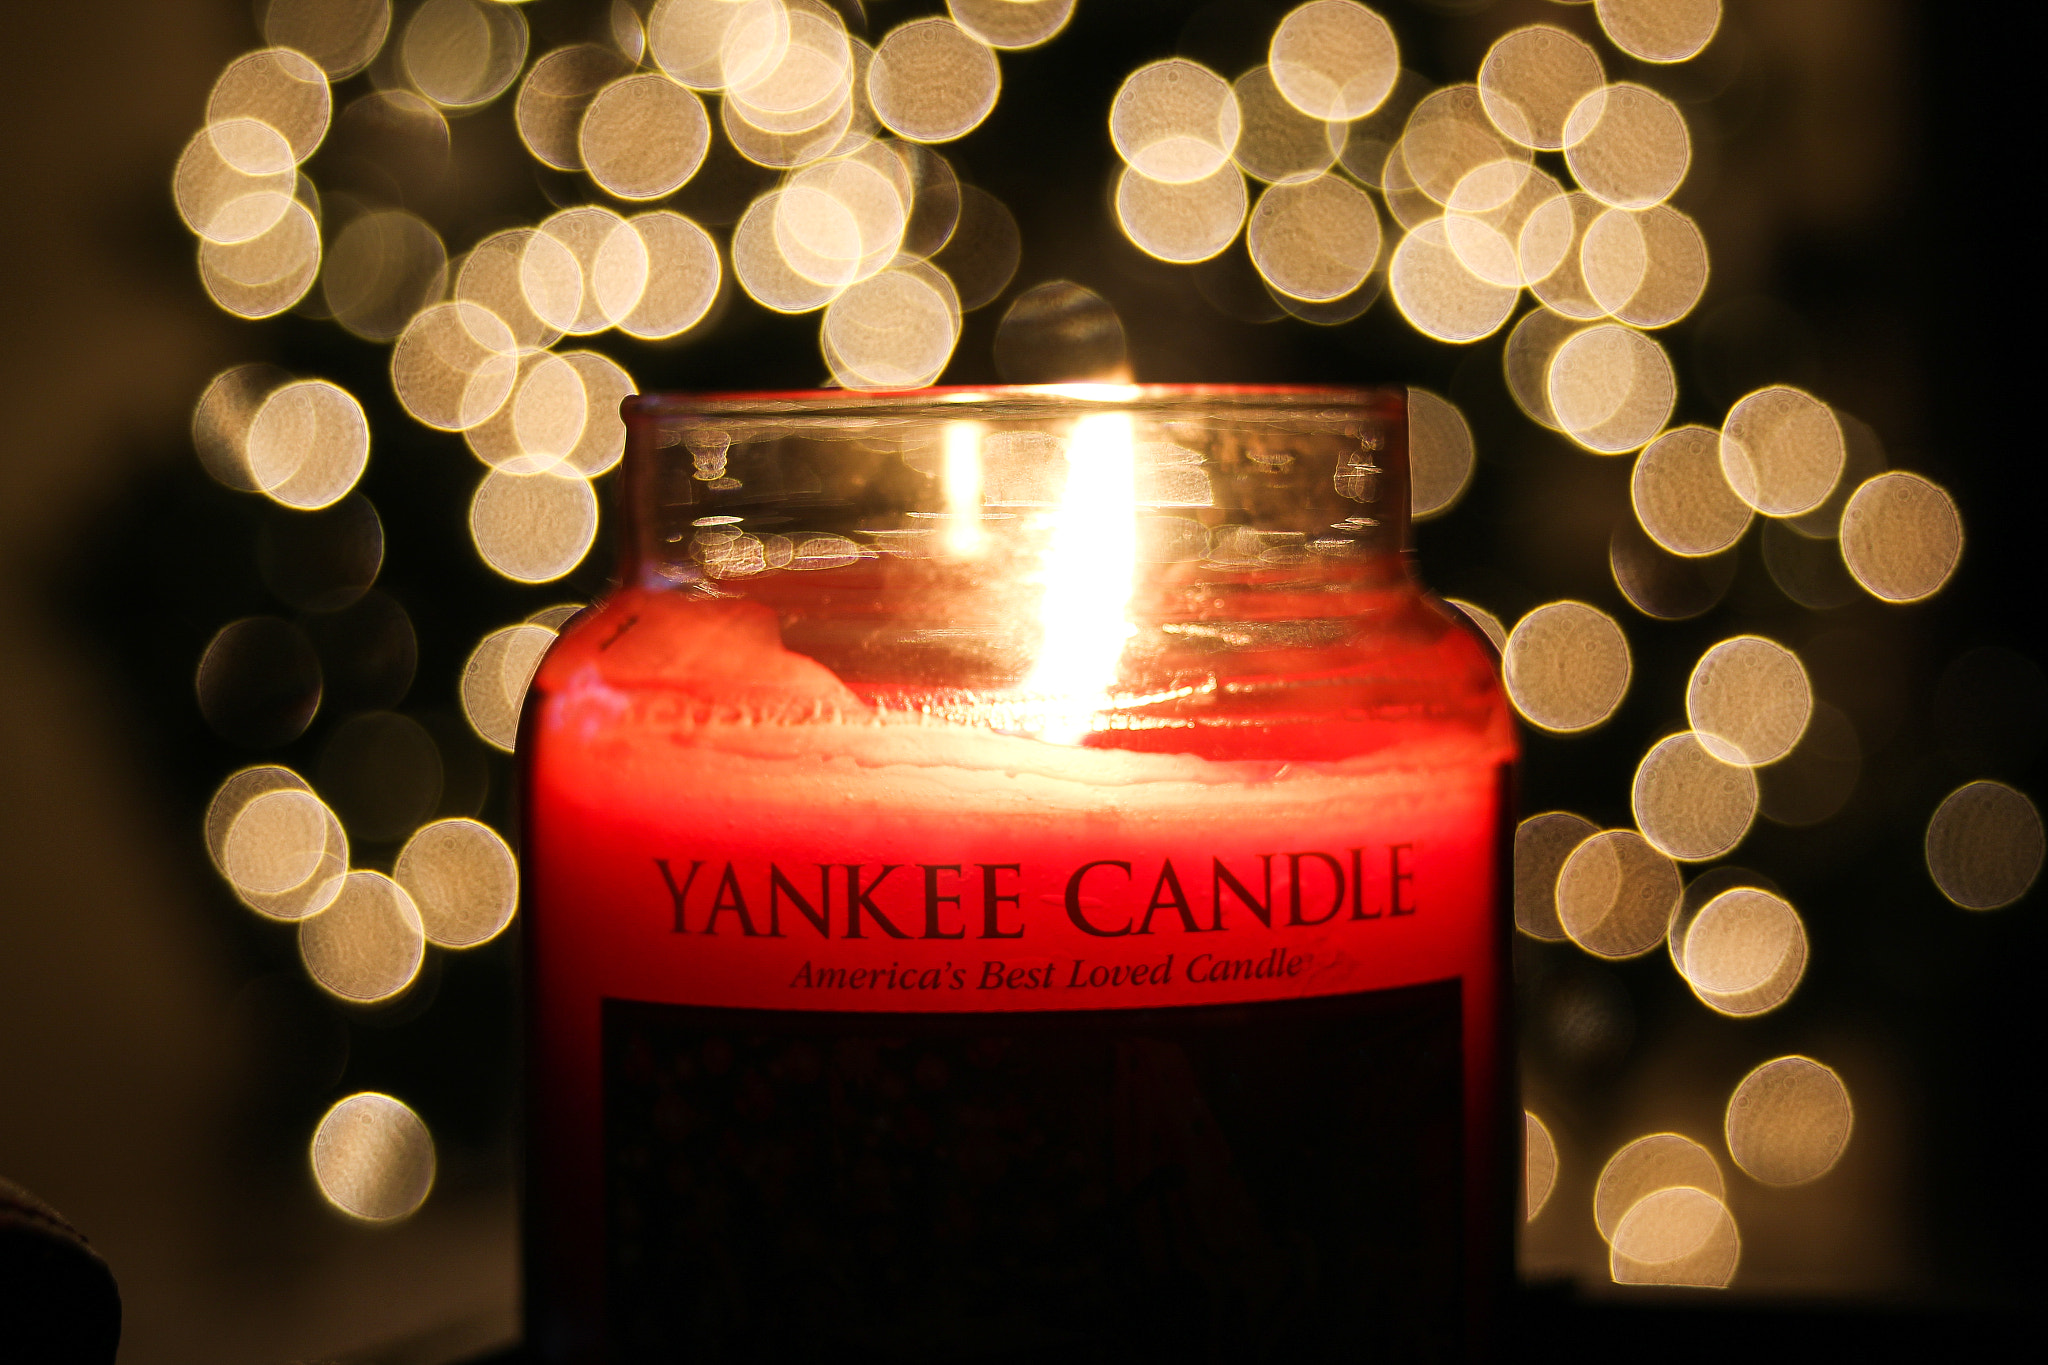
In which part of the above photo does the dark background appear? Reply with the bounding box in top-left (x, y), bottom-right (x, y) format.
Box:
top-left (0, 1), bottom-right (2037, 1359)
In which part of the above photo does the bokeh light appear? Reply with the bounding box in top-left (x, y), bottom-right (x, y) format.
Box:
top-left (391, 301), bottom-right (520, 431)
top-left (208, 48), bottom-right (332, 164)
top-left (517, 44), bottom-right (632, 171)
top-left (1839, 472), bottom-right (1963, 603)
top-left (1720, 386), bottom-right (1845, 518)
top-left (1230, 66), bottom-right (1338, 185)
top-left (1503, 307), bottom-right (1589, 428)
top-left (871, 19), bottom-right (1000, 145)
top-left (1111, 59), bottom-right (1240, 185)
top-left (1595, 0), bottom-right (1722, 65)
top-left (461, 622), bottom-right (557, 752)
top-left (1525, 1111), bottom-right (1559, 1220)
top-left (1115, 163), bottom-right (1248, 265)
top-left (1407, 388), bottom-right (1474, 520)
top-left (1610, 1186), bottom-right (1739, 1288)
top-left (395, 818), bottom-right (520, 948)
top-left (1514, 810), bottom-right (1597, 941)
top-left (1446, 598), bottom-right (1505, 652)
top-left (1580, 204), bottom-right (1708, 328)
top-left (581, 73), bottom-right (712, 201)
top-left (1594, 1132), bottom-right (1724, 1241)
top-left (299, 870), bottom-right (427, 1003)
top-left (947, 0), bottom-right (1075, 52)
top-left (1563, 83), bottom-right (1691, 210)
top-left (1632, 425), bottom-right (1752, 556)
top-left (1633, 731), bottom-right (1758, 861)
top-left (1725, 1056), bottom-right (1854, 1186)
top-left (246, 380), bottom-right (371, 510)
top-left (1503, 600), bottom-right (1631, 732)
top-left (1925, 781), bottom-right (2044, 910)
top-left (824, 265), bottom-right (962, 390)
top-left (402, 0), bottom-right (529, 109)
top-left (1686, 636), bottom-right (1812, 767)
top-left (1557, 828), bottom-right (1682, 958)
top-left (197, 616), bottom-right (324, 747)
top-left (1477, 25), bottom-right (1604, 152)
top-left (1672, 886), bottom-right (1808, 1017)
top-left (311, 1092), bottom-right (436, 1222)
top-left (199, 200), bottom-right (323, 319)
top-left (1247, 174), bottom-right (1380, 303)
top-left (1547, 322), bottom-right (1675, 454)
top-left (323, 209), bottom-right (449, 342)
top-left (1268, 1), bottom-right (1399, 123)
top-left (469, 467), bottom-right (600, 583)
top-left (1389, 219), bottom-right (1518, 343)
top-left (265, 0), bottom-right (392, 80)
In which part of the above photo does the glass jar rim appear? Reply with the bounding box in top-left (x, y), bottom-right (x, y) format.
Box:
top-left (624, 382), bottom-right (1404, 425)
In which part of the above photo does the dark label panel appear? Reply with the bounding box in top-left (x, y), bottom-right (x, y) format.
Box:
top-left (603, 981), bottom-right (1462, 1362)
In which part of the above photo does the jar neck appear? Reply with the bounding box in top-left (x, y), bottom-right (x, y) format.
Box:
top-left (616, 385), bottom-right (1412, 597)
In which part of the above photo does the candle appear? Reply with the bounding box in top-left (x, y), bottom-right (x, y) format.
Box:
top-left (522, 387), bottom-right (1515, 1360)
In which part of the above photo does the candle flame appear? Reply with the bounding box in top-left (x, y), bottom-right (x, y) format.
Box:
top-left (941, 420), bottom-right (987, 558)
top-left (1022, 410), bottom-right (1139, 743)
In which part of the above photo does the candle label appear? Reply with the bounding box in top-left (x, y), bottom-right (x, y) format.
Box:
top-left (634, 843), bottom-right (1458, 1011)
top-left (601, 979), bottom-right (1463, 1355)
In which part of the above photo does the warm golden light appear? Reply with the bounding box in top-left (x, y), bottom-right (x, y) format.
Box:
top-left (941, 421), bottom-right (988, 558)
top-left (1520, 190), bottom-right (1606, 319)
top-left (403, 0), bottom-right (529, 109)
top-left (1477, 25), bottom-right (1604, 151)
top-left (462, 622), bottom-right (558, 752)
top-left (1525, 1110), bottom-right (1559, 1220)
top-left (1389, 220), bottom-right (1518, 342)
top-left (1406, 389), bottom-right (1474, 520)
top-left (1673, 886), bottom-right (1808, 1016)
top-left (199, 200), bottom-right (323, 319)
top-left (1503, 600), bottom-right (1632, 732)
top-left (395, 818), bottom-right (520, 949)
top-left (1247, 174), bottom-right (1381, 302)
top-left (1446, 598), bottom-right (1506, 652)
top-left (1111, 60), bottom-right (1240, 185)
top-left (581, 73), bottom-right (712, 201)
top-left (1231, 66), bottom-right (1339, 185)
top-left (1269, 1), bottom-right (1400, 123)
top-left (1020, 412), bottom-right (1139, 744)
top-left (516, 44), bottom-right (632, 171)
top-left (1114, 164), bottom-right (1249, 265)
top-left (1557, 828), bottom-right (1682, 958)
top-left (1720, 385), bottom-right (1845, 518)
top-left (1839, 472), bottom-right (1964, 603)
top-left (1503, 307), bottom-right (1590, 429)
top-left (391, 301), bottom-right (521, 432)
top-left (323, 209), bottom-right (448, 341)
top-left (1563, 83), bottom-right (1692, 209)
top-left (1595, 0), bottom-right (1722, 65)
top-left (1925, 781), bottom-right (2044, 910)
top-left (246, 379), bottom-right (372, 511)
top-left (1631, 424), bottom-right (1752, 555)
top-left (1514, 810), bottom-right (1597, 941)
top-left (457, 229), bottom-right (566, 353)
top-left (1610, 1187), bottom-right (1739, 1287)
top-left (823, 266), bottom-right (961, 390)
top-left (870, 19), bottom-right (1001, 145)
top-left (311, 1093), bottom-right (436, 1222)
top-left (1633, 732), bottom-right (1758, 861)
top-left (1686, 636), bottom-right (1812, 767)
top-left (193, 363), bottom-right (288, 493)
top-left (299, 871), bottom-right (428, 1003)
top-left (1725, 1056), bottom-right (1854, 1186)
top-left (1581, 204), bottom-right (1708, 328)
top-left (265, 0), bottom-right (392, 81)
top-left (1546, 322), bottom-right (1675, 453)
top-left (947, 0), bottom-right (1075, 51)
top-left (469, 467), bottom-right (600, 583)
top-left (209, 48), bottom-right (332, 164)
top-left (1594, 1132), bottom-right (1724, 1241)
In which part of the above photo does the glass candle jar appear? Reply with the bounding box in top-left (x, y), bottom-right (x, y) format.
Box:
top-left (521, 385), bottom-right (1516, 1361)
